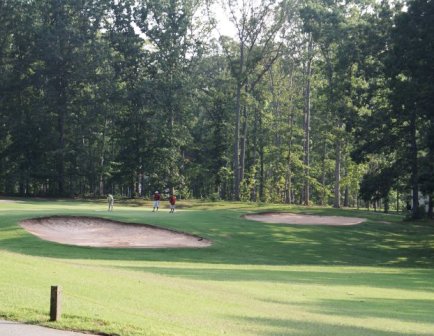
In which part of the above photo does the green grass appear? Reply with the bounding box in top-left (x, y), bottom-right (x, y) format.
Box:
top-left (0, 198), bottom-right (433, 336)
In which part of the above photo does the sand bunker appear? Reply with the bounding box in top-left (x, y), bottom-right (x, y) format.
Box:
top-left (245, 212), bottom-right (366, 226)
top-left (19, 216), bottom-right (211, 248)
top-left (0, 199), bottom-right (22, 203)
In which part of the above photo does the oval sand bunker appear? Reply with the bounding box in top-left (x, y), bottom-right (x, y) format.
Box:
top-left (20, 216), bottom-right (211, 248)
top-left (245, 212), bottom-right (366, 226)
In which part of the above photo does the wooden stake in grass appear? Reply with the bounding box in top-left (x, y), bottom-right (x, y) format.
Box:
top-left (50, 285), bottom-right (61, 321)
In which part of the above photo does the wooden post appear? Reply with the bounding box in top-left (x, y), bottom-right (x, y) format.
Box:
top-left (50, 285), bottom-right (61, 321)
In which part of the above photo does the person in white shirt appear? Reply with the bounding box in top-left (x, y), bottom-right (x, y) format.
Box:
top-left (107, 194), bottom-right (114, 211)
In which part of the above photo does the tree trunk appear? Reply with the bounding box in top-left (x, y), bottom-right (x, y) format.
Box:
top-left (285, 108), bottom-right (295, 204)
top-left (233, 81), bottom-right (241, 200)
top-left (344, 185), bottom-right (349, 207)
top-left (384, 194), bottom-right (389, 213)
top-left (303, 34), bottom-right (313, 206)
top-left (259, 112), bottom-right (265, 202)
top-left (284, 66), bottom-right (295, 204)
top-left (285, 148), bottom-right (292, 204)
top-left (233, 37), bottom-right (245, 201)
top-left (98, 154), bottom-right (105, 196)
top-left (396, 190), bottom-right (400, 213)
top-left (409, 112), bottom-right (419, 218)
top-left (240, 105), bottom-right (247, 182)
top-left (259, 147), bottom-right (264, 202)
top-left (428, 195), bottom-right (433, 218)
top-left (98, 116), bottom-right (109, 196)
top-left (333, 140), bottom-right (341, 208)
top-left (286, 129), bottom-right (292, 204)
top-left (57, 95), bottom-right (66, 195)
top-left (251, 107), bottom-right (259, 202)
top-left (320, 141), bottom-right (327, 205)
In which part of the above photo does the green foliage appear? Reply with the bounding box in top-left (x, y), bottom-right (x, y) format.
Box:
top-left (351, 0), bottom-right (434, 217)
top-left (0, 0), bottom-right (432, 213)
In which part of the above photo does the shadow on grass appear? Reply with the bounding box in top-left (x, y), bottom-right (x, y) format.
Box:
top-left (112, 265), bottom-right (434, 292)
top-left (302, 297), bottom-right (434, 324)
top-left (235, 291), bottom-right (434, 335)
top-left (231, 314), bottom-right (432, 336)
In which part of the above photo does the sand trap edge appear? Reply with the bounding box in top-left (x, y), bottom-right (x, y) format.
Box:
top-left (19, 215), bottom-right (212, 249)
top-left (243, 212), bottom-right (367, 226)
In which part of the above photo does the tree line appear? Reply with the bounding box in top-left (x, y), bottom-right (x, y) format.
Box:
top-left (0, 0), bottom-right (432, 218)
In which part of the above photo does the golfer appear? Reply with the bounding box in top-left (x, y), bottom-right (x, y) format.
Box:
top-left (152, 191), bottom-right (161, 212)
top-left (107, 194), bottom-right (114, 211)
top-left (169, 194), bottom-right (176, 213)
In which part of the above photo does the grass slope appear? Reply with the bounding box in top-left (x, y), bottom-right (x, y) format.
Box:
top-left (0, 199), bottom-right (433, 336)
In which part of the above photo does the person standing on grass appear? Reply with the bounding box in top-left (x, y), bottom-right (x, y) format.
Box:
top-left (152, 191), bottom-right (161, 212)
top-left (107, 194), bottom-right (114, 212)
top-left (169, 193), bottom-right (176, 213)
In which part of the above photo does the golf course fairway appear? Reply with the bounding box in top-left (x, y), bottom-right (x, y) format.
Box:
top-left (1, 198), bottom-right (433, 336)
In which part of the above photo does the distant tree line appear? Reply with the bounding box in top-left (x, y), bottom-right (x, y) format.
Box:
top-left (0, 0), bottom-right (432, 218)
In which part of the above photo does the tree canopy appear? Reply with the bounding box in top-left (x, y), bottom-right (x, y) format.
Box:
top-left (0, 0), bottom-right (432, 217)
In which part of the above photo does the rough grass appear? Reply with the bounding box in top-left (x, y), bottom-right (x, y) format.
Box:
top-left (0, 198), bottom-right (433, 336)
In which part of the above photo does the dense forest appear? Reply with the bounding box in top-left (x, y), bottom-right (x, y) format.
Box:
top-left (0, 0), bottom-right (433, 217)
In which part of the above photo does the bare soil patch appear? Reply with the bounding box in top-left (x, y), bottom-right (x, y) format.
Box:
top-left (244, 212), bottom-right (366, 226)
top-left (19, 216), bottom-right (211, 248)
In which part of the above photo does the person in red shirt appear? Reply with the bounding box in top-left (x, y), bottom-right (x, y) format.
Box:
top-left (152, 191), bottom-right (161, 212)
top-left (169, 194), bottom-right (176, 213)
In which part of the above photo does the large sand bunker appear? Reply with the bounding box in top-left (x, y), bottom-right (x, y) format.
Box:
top-left (0, 199), bottom-right (22, 203)
top-left (245, 212), bottom-right (366, 226)
top-left (19, 216), bottom-right (211, 248)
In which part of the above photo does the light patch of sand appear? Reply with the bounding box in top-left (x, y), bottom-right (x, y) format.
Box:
top-left (20, 216), bottom-right (211, 248)
top-left (245, 212), bottom-right (366, 226)
top-left (0, 199), bottom-right (22, 203)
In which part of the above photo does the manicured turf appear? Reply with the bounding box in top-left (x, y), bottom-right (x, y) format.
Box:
top-left (1, 199), bottom-right (433, 335)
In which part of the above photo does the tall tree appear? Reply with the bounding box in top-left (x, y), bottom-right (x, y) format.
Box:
top-left (135, 0), bottom-right (205, 194)
top-left (302, 33), bottom-right (313, 205)
top-left (388, 0), bottom-right (434, 217)
top-left (217, 0), bottom-right (286, 200)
